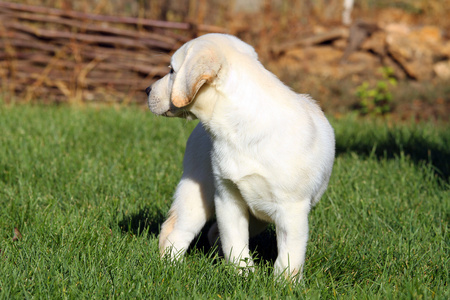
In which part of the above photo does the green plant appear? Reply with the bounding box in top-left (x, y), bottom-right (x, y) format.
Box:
top-left (356, 67), bottom-right (398, 115)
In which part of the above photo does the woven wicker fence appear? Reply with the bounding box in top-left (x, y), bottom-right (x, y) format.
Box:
top-left (0, 1), bottom-right (225, 103)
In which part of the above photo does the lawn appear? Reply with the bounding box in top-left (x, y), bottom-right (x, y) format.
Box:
top-left (0, 103), bottom-right (448, 299)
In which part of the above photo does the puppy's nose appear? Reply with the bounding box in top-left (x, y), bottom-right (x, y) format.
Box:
top-left (145, 86), bottom-right (152, 96)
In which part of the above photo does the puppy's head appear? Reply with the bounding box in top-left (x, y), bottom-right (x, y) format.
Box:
top-left (146, 34), bottom-right (258, 119)
top-left (146, 36), bottom-right (223, 119)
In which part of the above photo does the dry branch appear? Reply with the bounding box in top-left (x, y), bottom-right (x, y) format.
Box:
top-left (6, 22), bottom-right (156, 50)
top-left (0, 2), bottom-right (227, 33)
top-left (272, 28), bottom-right (349, 55)
top-left (8, 11), bottom-right (179, 45)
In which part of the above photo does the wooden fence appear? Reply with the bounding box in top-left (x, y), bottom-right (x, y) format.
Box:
top-left (0, 1), bottom-right (225, 103)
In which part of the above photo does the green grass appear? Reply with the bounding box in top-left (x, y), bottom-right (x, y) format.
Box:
top-left (0, 104), bottom-right (448, 299)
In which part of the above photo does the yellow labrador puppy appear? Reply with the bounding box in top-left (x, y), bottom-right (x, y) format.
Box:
top-left (146, 33), bottom-right (335, 281)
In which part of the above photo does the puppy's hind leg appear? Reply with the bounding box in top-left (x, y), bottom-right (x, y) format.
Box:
top-left (159, 177), bottom-right (214, 259)
top-left (159, 123), bottom-right (215, 260)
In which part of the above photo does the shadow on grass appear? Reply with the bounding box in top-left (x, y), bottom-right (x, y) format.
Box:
top-left (119, 208), bottom-right (278, 264)
top-left (118, 207), bottom-right (165, 237)
top-left (186, 222), bottom-right (278, 265)
top-left (335, 129), bottom-right (450, 183)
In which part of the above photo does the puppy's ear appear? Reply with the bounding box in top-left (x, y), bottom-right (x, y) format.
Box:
top-left (171, 43), bottom-right (221, 108)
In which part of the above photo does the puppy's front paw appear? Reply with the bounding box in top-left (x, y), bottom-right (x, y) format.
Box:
top-left (274, 259), bottom-right (303, 283)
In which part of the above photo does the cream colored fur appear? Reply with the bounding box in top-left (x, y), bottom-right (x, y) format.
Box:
top-left (147, 33), bottom-right (335, 282)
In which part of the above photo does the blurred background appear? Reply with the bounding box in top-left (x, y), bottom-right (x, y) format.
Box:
top-left (1, 0), bottom-right (449, 121)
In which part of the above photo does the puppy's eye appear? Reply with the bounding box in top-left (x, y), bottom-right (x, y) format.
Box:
top-left (169, 66), bottom-right (174, 74)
